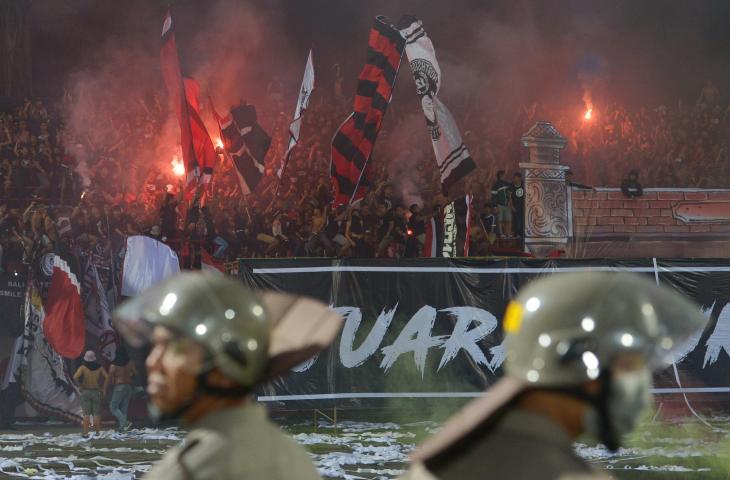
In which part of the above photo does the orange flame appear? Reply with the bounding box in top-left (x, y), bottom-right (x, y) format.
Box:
top-left (214, 137), bottom-right (224, 149)
top-left (584, 108), bottom-right (593, 120)
top-left (171, 155), bottom-right (185, 177)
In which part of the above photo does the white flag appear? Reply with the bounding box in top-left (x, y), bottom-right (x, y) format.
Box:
top-left (121, 236), bottom-right (181, 297)
top-left (398, 16), bottom-right (475, 192)
top-left (279, 50), bottom-right (315, 178)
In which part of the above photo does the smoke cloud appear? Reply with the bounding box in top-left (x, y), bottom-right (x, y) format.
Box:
top-left (27, 0), bottom-right (730, 195)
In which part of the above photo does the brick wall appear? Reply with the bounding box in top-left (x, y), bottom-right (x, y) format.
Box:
top-left (571, 189), bottom-right (730, 237)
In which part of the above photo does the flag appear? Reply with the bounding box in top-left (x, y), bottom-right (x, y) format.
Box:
top-left (121, 236), bottom-right (181, 297)
top-left (464, 194), bottom-right (473, 257)
top-left (422, 216), bottom-right (438, 258)
top-left (161, 10), bottom-right (216, 197)
top-left (183, 78), bottom-right (217, 187)
top-left (215, 103), bottom-right (271, 195)
top-left (82, 263), bottom-right (117, 362)
top-left (21, 285), bottom-right (82, 423)
top-left (2, 334), bottom-right (22, 390)
top-left (43, 256), bottom-right (85, 359)
top-left (279, 49), bottom-right (315, 181)
top-left (398, 16), bottom-right (476, 193)
top-left (201, 248), bottom-right (225, 275)
top-left (330, 16), bottom-right (406, 206)
top-left (442, 195), bottom-right (472, 258)
top-left (212, 235), bottom-right (229, 258)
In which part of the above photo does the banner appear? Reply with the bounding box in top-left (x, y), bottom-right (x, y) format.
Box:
top-left (121, 236), bottom-right (180, 297)
top-left (0, 273), bottom-right (26, 337)
top-left (239, 258), bottom-right (730, 408)
top-left (398, 16), bottom-right (475, 193)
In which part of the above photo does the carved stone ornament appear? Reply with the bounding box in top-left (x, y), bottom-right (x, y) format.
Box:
top-left (519, 122), bottom-right (570, 254)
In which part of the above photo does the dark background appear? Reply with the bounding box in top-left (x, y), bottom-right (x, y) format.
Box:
top-left (27, 0), bottom-right (730, 106)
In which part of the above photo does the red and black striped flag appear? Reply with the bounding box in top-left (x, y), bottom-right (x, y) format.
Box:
top-left (330, 16), bottom-right (406, 206)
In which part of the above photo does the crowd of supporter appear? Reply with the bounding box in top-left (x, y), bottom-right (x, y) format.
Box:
top-left (0, 78), bottom-right (728, 272)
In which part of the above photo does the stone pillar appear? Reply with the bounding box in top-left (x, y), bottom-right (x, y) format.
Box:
top-left (519, 122), bottom-right (570, 256)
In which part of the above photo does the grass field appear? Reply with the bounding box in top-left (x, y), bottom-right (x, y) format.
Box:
top-left (0, 414), bottom-right (727, 478)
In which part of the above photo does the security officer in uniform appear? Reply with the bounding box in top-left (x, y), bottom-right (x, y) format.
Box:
top-left (402, 272), bottom-right (706, 480)
top-left (113, 272), bottom-right (342, 480)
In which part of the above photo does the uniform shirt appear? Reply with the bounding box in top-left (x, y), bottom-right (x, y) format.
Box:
top-left (403, 410), bottom-right (611, 480)
top-left (144, 403), bottom-right (320, 480)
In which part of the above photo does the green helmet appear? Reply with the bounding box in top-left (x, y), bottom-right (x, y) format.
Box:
top-left (113, 273), bottom-right (269, 387)
top-left (503, 272), bottom-right (706, 386)
top-left (409, 272), bottom-right (707, 465)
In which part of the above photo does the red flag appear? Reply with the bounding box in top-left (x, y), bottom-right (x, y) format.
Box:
top-left (183, 78), bottom-right (217, 186)
top-left (201, 248), bottom-right (225, 275)
top-left (43, 256), bottom-right (85, 359)
top-left (160, 10), bottom-right (216, 198)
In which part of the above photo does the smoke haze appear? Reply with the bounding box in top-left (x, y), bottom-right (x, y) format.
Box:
top-left (25, 0), bottom-right (730, 191)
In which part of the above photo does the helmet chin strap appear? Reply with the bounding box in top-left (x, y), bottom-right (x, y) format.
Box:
top-left (148, 366), bottom-right (251, 423)
top-left (592, 371), bottom-right (620, 452)
top-left (541, 370), bottom-right (620, 452)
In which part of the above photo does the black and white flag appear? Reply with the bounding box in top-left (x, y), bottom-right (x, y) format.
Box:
top-left (217, 104), bottom-right (272, 195)
top-left (442, 195), bottom-right (472, 258)
top-left (279, 49), bottom-right (315, 180)
top-left (399, 16), bottom-right (476, 193)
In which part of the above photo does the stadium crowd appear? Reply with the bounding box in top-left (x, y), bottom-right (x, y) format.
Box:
top-left (0, 79), bottom-right (728, 273)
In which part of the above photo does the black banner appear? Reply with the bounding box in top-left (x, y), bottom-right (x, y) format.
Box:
top-left (240, 258), bottom-right (730, 407)
top-left (0, 273), bottom-right (26, 337)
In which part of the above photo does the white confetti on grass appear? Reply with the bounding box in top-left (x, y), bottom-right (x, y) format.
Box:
top-left (0, 418), bottom-right (728, 478)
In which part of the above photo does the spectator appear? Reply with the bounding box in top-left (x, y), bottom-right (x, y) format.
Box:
top-left (621, 169), bottom-right (644, 198)
top-left (159, 193), bottom-right (179, 242)
top-left (491, 170), bottom-right (513, 239)
top-left (565, 169), bottom-right (593, 190)
top-left (511, 172), bottom-right (525, 239)
top-left (105, 347), bottom-right (136, 432)
top-left (405, 204), bottom-right (426, 257)
top-left (73, 350), bottom-right (108, 437)
top-left (345, 206), bottom-right (367, 257)
top-left (305, 206), bottom-right (334, 256)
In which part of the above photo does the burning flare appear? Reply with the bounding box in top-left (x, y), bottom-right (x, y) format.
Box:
top-left (214, 137), bottom-right (224, 150)
top-left (584, 107), bottom-right (593, 120)
top-left (171, 155), bottom-right (185, 177)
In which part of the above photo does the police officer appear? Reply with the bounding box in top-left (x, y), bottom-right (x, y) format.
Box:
top-left (113, 272), bottom-right (342, 480)
top-left (402, 272), bottom-right (706, 480)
